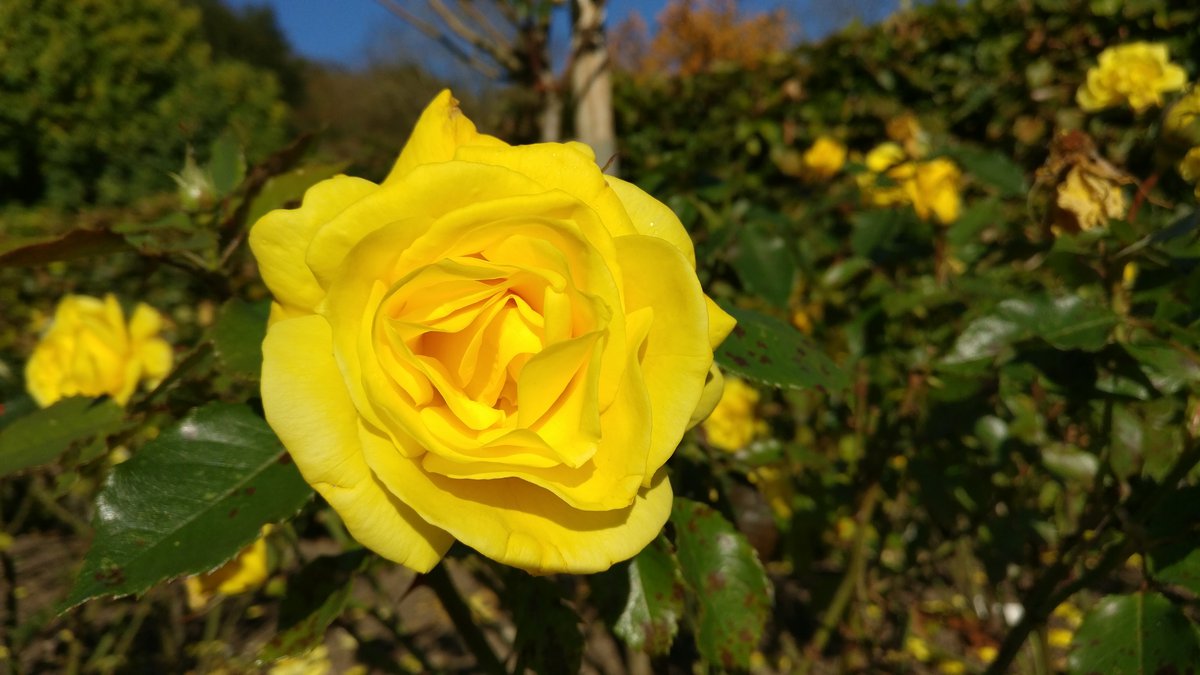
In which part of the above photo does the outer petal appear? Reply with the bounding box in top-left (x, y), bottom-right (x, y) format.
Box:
top-left (261, 314), bottom-right (453, 571)
top-left (360, 423), bottom-right (674, 574)
top-left (383, 90), bottom-right (507, 185)
top-left (455, 144), bottom-right (638, 238)
top-left (605, 176), bottom-right (696, 268)
top-left (616, 235), bottom-right (713, 476)
top-left (249, 175), bottom-right (379, 314)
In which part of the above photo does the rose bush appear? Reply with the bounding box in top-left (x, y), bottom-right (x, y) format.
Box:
top-left (250, 91), bottom-right (734, 574)
top-left (25, 293), bottom-right (172, 407)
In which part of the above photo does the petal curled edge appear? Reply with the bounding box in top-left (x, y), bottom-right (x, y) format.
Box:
top-left (604, 176), bottom-right (696, 268)
top-left (261, 314), bottom-right (453, 571)
top-left (384, 89), bottom-right (507, 185)
top-left (361, 424), bottom-right (673, 574)
top-left (615, 235), bottom-right (714, 478)
top-left (250, 175), bottom-right (379, 314)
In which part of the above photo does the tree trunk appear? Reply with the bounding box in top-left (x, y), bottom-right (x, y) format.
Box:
top-left (570, 0), bottom-right (617, 175)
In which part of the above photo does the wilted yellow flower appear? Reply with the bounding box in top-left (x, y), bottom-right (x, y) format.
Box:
top-left (268, 645), bottom-right (332, 675)
top-left (906, 158), bottom-right (962, 224)
top-left (1077, 42), bottom-right (1187, 113)
top-left (185, 533), bottom-right (271, 609)
top-left (1180, 146), bottom-right (1200, 199)
top-left (865, 142), bottom-right (907, 173)
top-left (1055, 165), bottom-right (1128, 231)
top-left (25, 294), bottom-right (172, 407)
top-left (886, 113), bottom-right (929, 158)
top-left (701, 376), bottom-right (766, 452)
top-left (801, 136), bottom-right (847, 180)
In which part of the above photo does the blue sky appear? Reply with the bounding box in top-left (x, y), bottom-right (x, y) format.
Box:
top-left (224, 1), bottom-right (900, 68)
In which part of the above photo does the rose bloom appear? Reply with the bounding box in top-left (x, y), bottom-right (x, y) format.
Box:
top-left (1076, 42), bottom-right (1187, 113)
top-left (250, 91), bottom-right (734, 574)
top-left (905, 158), bottom-right (962, 225)
top-left (801, 136), bottom-right (847, 181)
top-left (185, 533), bottom-right (270, 609)
top-left (25, 294), bottom-right (172, 407)
top-left (701, 375), bottom-right (765, 452)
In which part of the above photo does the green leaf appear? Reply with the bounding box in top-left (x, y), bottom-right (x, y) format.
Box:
top-left (943, 147), bottom-right (1027, 196)
top-left (212, 299), bottom-right (270, 380)
top-left (1041, 444), bottom-right (1098, 486)
top-left (671, 498), bottom-right (771, 670)
top-left (0, 397), bottom-right (125, 478)
top-left (1146, 486), bottom-right (1200, 596)
top-left (733, 229), bottom-right (794, 308)
top-left (0, 230), bottom-right (130, 267)
top-left (63, 403), bottom-right (312, 609)
top-left (243, 162), bottom-right (347, 229)
top-left (208, 131), bottom-right (246, 197)
top-left (996, 295), bottom-right (1115, 352)
top-left (1068, 592), bottom-right (1200, 674)
top-left (506, 572), bottom-right (583, 675)
top-left (715, 304), bottom-right (849, 393)
top-left (850, 209), bottom-right (909, 260)
top-left (612, 536), bottom-right (685, 655)
top-left (260, 549), bottom-right (371, 662)
top-left (941, 315), bottom-right (1021, 365)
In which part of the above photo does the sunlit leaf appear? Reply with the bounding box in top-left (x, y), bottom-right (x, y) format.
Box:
top-left (671, 498), bottom-right (771, 670)
top-left (64, 403), bottom-right (312, 609)
top-left (612, 536), bottom-right (685, 655)
top-left (715, 304), bottom-right (849, 392)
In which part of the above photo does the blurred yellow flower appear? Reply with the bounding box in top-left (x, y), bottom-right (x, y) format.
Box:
top-left (185, 532), bottom-right (271, 610)
top-left (938, 660), bottom-right (966, 675)
top-left (1055, 164), bottom-right (1128, 232)
top-left (801, 136), bottom-right (847, 180)
top-left (859, 143), bottom-right (911, 207)
top-left (25, 294), bottom-right (172, 407)
top-left (905, 635), bottom-right (932, 662)
top-left (858, 143), bottom-right (962, 223)
top-left (748, 465), bottom-right (794, 520)
top-left (1047, 628), bottom-right (1074, 649)
top-left (906, 158), bottom-right (962, 224)
top-left (1076, 42), bottom-right (1187, 113)
top-left (268, 645), bottom-right (332, 675)
top-left (701, 376), bottom-right (766, 452)
top-left (1180, 146), bottom-right (1200, 199)
top-left (1165, 86), bottom-right (1200, 142)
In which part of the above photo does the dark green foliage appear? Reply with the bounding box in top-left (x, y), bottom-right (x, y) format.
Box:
top-left (0, 0), bottom-right (288, 209)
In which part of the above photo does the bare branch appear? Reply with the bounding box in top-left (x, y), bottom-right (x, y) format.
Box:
top-left (458, 0), bottom-right (514, 48)
top-left (428, 0), bottom-right (524, 73)
top-left (375, 0), bottom-right (503, 79)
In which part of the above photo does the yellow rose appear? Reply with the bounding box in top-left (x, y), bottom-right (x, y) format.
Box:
top-left (249, 91), bottom-right (735, 574)
top-left (906, 158), bottom-right (962, 224)
top-left (801, 136), bottom-right (847, 181)
top-left (701, 376), bottom-right (766, 452)
top-left (1076, 42), bottom-right (1188, 113)
top-left (25, 294), bottom-right (172, 407)
top-left (1180, 146), bottom-right (1200, 199)
top-left (185, 533), bottom-right (270, 609)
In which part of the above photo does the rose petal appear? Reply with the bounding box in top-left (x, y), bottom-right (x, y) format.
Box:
top-left (262, 314), bottom-right (452, 571)
top-left (383, 90), bottom-right (507, 185)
